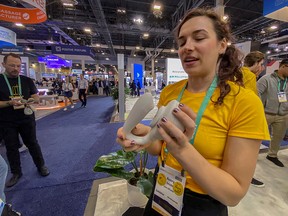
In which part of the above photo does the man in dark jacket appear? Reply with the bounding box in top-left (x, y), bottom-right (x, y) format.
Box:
top-left (0, 53), bottom-right (50, 188)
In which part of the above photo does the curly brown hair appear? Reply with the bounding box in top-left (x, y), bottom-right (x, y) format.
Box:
top-left (175, 8), bottom-right (243, 105)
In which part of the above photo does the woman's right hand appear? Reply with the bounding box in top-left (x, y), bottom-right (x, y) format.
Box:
top-left (116, 123), bottom-right (151, 152)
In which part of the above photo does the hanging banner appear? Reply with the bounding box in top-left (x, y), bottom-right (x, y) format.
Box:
top-left (52, 44), bottom-right (96, 59)
top-left (0, 26), bottom-right (16, 48)
top-left (0, 46), bottom-right (23, 54)
top-left (0, 0), bottom-right (47, 24)
top-left (263, 0), bottom-right (288, 22)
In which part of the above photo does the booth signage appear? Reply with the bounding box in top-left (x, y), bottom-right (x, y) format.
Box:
top-left (41, 73), bottom-right (56, 78)
top-left (133, 64), bottom-right (143, 88)
top-left (0, 46), bottom-right (23, 54)
top-left (0, 26), bottom-right (16, 48)
top-left (0, 0), bottom-right (47, 24)
top-left (71, 69), bottom-right (83, 74)
top-left (263, 0), bottom-right (288, 15)
top-left (52, 45), bottom-right (96, 59)
top-left (263, 0), bottom-right (288, 22)
top-left (20, 62), bottom-right (27, 76)
top-left (234, 41), bottom-right (251, 57)
top-left (38, 55), bottom-right (72, 69)
top-left (166, 58), bottom-right (188, 84)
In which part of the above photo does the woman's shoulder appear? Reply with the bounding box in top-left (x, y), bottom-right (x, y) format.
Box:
top-left (228, 81), bottom-right (261, 103)
top-left (162, 79), bottom-right (187, 93)
top-left (158, 79), bottom-right (187, 106)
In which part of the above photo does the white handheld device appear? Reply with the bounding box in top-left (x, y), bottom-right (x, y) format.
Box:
top-left (123, 93), bottom-right (184, 145)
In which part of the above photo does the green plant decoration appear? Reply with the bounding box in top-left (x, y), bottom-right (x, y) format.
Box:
top-left (111, 86), bottom-right (130, 100)
top-left (94, 149), bottom-right (154, 197)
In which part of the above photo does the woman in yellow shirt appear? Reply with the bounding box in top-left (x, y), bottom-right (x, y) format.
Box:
top-left (117, 8), bottom-right (269, 216)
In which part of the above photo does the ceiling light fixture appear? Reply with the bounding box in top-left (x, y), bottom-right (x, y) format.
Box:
top-left (152, 2), bottom-right (162, 19)
top-left (270, 25), bottom-right (278, 30)
top-left (222, 15), bottom-right (229, 21)
top-left (153, 4), bottom-right (161, 10)
top-left (15, 23), bottom-right (24, 27)
top-left (133, 18), bottom-right (143, 24)
top-left (117, 8), bottom-right (126, 14)
top-left (84, 28), bottom-right (91, 33)
top-left (143, 33), bottom-right (149, 38)
top-left (63, 3), bottom-right (73, 7)
top-left (61, 0), bottom-right (78, 7)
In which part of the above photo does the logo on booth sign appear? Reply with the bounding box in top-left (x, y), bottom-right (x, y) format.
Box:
top-left (0, 0), bottom-right (47, 24)
top-left (23, 13), bottom-right (30, 20)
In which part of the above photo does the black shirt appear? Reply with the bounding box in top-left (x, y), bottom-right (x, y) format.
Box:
top-left (0, 74), bottom-right (38, 125)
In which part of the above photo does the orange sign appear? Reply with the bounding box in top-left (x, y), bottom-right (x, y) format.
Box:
top-left (0, 0), bottom-right (47, 24)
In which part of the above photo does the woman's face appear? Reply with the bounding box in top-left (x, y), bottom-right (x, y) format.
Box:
top-left (177, 16), bottom-right (226, 78)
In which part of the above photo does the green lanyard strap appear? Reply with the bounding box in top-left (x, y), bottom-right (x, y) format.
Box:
top-left (177, 76), bottom-right (218, 145)
top-left (3, 73), bottom-right (22, 97)
top-left (162, 76), bottom-right (218, 167)
top-left (277, 77), bottom-right (287, 92)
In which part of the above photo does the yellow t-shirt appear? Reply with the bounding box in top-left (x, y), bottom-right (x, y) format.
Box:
top-left (157, 79), bottom-right (270, 194)
top-left (241, 66), bottom-right (257, 94)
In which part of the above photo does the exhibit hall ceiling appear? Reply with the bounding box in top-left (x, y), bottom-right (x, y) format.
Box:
top-left (0, 0), bottom-right (287, 66)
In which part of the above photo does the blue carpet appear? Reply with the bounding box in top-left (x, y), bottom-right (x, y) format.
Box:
top-left (2, 96), bottom-right (158, 216)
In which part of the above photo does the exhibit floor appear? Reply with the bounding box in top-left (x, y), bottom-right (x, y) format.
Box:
top-left (34, 94), bottom-right (288, 216)
top-left (84, 148), bottom-right (288, 216)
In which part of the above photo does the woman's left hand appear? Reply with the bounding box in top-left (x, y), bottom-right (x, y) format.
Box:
top-left (157, 103), bottom-right (197, 154)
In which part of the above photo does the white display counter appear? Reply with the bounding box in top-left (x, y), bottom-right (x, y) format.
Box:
top-left (37, 87), bottom-right (61, 109)
top-left (39, 95), bottom-right (59, 106)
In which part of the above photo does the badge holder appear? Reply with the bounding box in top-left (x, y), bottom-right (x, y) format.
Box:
top-left (277, 92), bottom-right (287, 103)
top-left (152, 164), bottom-right (186, 216)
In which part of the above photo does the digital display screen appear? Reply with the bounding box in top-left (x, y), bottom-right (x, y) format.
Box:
top-left (38, 55), bottom-right (72, 69)
top-left (133, 64), bottom-right (143, 88)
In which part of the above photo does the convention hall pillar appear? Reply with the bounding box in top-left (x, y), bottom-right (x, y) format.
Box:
top-left (81, 59), bottom-right (85, 72)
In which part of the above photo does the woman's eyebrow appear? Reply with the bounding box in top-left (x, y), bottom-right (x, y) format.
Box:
top-left (178, 29), bottom-right (208, 40)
